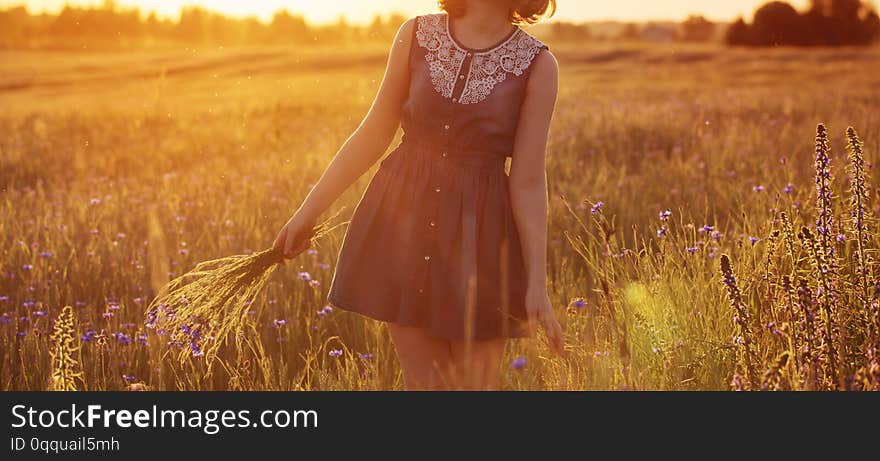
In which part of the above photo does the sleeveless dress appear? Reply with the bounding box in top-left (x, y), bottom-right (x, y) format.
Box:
top-left (326, 12), bottom-right (549, 341)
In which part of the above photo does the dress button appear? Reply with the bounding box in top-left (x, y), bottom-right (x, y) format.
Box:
top-left (435, 187), bottom-right (441, 193)
top-left (441, 152), bottom-right (448, 158)
top-left (429, 220), bottom-right (436, 228)
top-left (459, 74), bottom-right (465, 80)
top-left (424, 255), bottom-right (431, 262)
top-left (452, 98), bottom-right (457, 103)
top-left (444, 124), bottom-right (450, 130)
top-left (418, 288), bottom-right (424, 294)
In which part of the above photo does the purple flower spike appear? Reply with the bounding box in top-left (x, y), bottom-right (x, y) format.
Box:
top-left (274, 319), bottom-right (287, 328)
top-left (298, 272), bottom-right (312, 282)
top-left (590, 201), bottom-right (604, 215)
top-left (511, 357), bottom-right (526, 370)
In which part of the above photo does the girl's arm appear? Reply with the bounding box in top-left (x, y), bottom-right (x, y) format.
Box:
top-left (274, 19), bottom-right (414, 256)
top-left (508, 49), bottom-right (563, 355)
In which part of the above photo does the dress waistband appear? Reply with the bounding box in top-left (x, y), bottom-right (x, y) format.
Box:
top-left (398, 137), bottom-right (507, 169)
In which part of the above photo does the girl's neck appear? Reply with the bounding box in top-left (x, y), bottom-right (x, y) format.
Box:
top-left (453, 1), bottom-right (514, 44)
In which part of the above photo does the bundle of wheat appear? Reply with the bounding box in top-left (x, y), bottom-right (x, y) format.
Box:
top-left (145, 212), bottom-right (347, 365)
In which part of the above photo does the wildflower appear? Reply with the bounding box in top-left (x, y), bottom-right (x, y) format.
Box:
top-left (75, 301), bottom-right (86, 307)
top-left (298, 271), bottom-right (312, 282)
top-left (0, 295), bottom-right (7, 302)
top-left (511, 357), bottom-right (526, 370)
top-left (90, 198), bottom-right (101, 205)
top-left (113, 332), bottom-right (132, 345)
top-left (590, 201), bottom-right (604, 215)
top-left (80, 328), bottom-right (96, 342)
top-left (122, 374), bottom-right (136, 384)
top-left (33, 310), bottom-right (47, 317)
top-left (102, 312), bottom-right (113, 319)
top-left (309, 280), bottom-right (321, 288)
top-left (318, 263), bottom-right (331, 270)
top-left (568, 298), bottom-right (587, 309)
top-left (657, 227), bottom-right (668, 238)
top-left (133, 297), bottom-right (143, 304)
top-left (145, 307), bottom-right (158, 329)
top-left (783, 183), bottom-right (795, 194)
top-left (17, 331), bottom-right (26, 337)
top-left (137, 334), bottom-right (147, 346)
top-left (22, 264), bottom-right (33, 271)
top-left (710, 230), bottom-right (723, 241)
top-left (0, 313), bottom-right (11, 324)
top-left (267, 299), bottom-right (277, 305)
top-left (317, 306), bottom-right (333, 318)
top-left (329, 349), bottom-right (343, 357)
top-left (116, 233), bottom-right (126, 239)
top-left (659, 210), bottom-right (672, 220)
top-left (179, 248), bottom-right (189, 256)
top-left (749, 236), bottom-right (759, 245)
top-left (686, 246), bottom-right (699, 254)
top-left (40, 251), bottom-right (52, 258)
top-left (698, 225), bottom-right (714, 233)
top-left (273, 319), bottom-right (287, 328)
top-left (190, 342), bottom-right (203, 357)
top-left (836, 234), bottom-right (846, 243)
top-left (307, 249), bottom-right (318, 256)
top-left (358, 353), bottom-right (374, 360)
top-left (753, 185), bottom-right (765, 193)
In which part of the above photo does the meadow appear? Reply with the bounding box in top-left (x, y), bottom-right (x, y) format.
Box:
top-left (1, 41), bottom-right (878, 390)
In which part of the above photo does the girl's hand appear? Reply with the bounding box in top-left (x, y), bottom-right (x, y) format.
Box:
top-left (525, 287), bottom-right (565, 356)
top-left (272, 213), bottom-right (317, 260)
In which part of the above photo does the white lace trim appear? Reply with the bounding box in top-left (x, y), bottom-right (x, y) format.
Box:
top-left (415, 13), bottom-right (546, 105)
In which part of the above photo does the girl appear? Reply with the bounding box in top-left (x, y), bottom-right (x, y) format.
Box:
top-left (273, 0), bottom-right (563, 390)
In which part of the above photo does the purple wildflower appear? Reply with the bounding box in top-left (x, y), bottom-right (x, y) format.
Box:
top-left (710, 230), bottom-right (723, 241)
top-left (122, 374), bottom-right (136, 384)
top-left (40, 252), bottom-right (52, 258)
top-left (569, 298), bottom-right (587, 309)
top-left (686, 246), bottom-right (700, 254)
top-left (102, 312), bottom-right (113, 319)
top-left (307, 249), bottom-right (318, 256)
top-left (511, 357), bottom-right (527, 370)
top-left (298, 272), bottom-right (312, 282)
top-left (783, 183), bottom-right (795, 194)
top-left (75, 301), bottom-right (86, 307)
top-left (0, 313), bottom-right (11, 324)
top-left (753, 185), bottom-right (765, 193)
top-left (836, 234), bottom-right (846, 243)
top-left (317, 306), bottom-right (333, 318)
top-left (590, 201), bottom-right (604, 215)
top-left (699, 225), bottom-right (714, 233)
top-left (318, 263), bottom-right (331, 270)
top-left (0, 295), bottom-right (7, 302)
top-left (81, 328), bottom-right (96, 342)
top-left (659, 210), bottom-right (672, 220)
top-left (273, 319), bottom-right (287, 328)
top-left (137, 334), bottom-right (147, 346)
top-left (22, 264), bottom-right (33, 271)
top-left (358, 353), bottom-right (374, 360)
top-left (749, 236), bottom-right (759, 245)
top-left (33, 310), bottom-right (47, 317)
top-left (328, 349), bottom-right (343, 357)
top-left (190, 342), bottom-right (203, 357)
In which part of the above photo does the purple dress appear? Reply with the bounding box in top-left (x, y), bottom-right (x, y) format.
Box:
top-left (326, 13), bottom-right (549, 340)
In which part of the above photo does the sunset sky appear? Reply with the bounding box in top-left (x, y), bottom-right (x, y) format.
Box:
top-left (7, 0), bottom-right (812, 23)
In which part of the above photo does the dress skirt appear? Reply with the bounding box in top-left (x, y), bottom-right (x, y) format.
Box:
top-left (326, 138), bottom-right (532, 340)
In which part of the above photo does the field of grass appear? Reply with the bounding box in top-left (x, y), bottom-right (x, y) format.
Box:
top-left (1, 42), bottom-right (879, 390)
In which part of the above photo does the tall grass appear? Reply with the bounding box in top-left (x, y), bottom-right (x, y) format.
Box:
top-left (1, 45), bottom-right (878, 390)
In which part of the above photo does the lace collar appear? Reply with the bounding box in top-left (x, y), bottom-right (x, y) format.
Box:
top-left (415, 13), bottom-right (546, 105)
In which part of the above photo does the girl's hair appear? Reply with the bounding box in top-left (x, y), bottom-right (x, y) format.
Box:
top-left (438, 0), bottom-right (557, 25)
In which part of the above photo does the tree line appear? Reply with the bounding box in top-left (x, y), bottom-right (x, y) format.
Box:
top-left (726, 0), bottom-right (880, 46)
top-left (0, 1), bottom-right (407, 49)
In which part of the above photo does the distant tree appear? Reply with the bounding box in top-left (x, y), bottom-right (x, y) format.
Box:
top-left (552, 21), bottom-right (591, 42)
top-left (680, 15), bottom-right (716, 42)
top-left (271, 9), bottom-right (308, 42)
top-left (725, 17), bottom-right (752, 45)
top-left (752, 1), bottom-right (804, 45)
top-left (617, 23), bottom-right (640, 41)
top-left (728, 0), bottom-right (879, 46)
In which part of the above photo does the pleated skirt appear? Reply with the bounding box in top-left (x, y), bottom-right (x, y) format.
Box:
top-left (326, 139), bottom-right (532, 340)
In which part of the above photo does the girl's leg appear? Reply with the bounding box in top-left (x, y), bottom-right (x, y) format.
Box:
top-left (388, 324), bottom-right (454, 390)
top-left (448, 338), bottom-right (507, 390)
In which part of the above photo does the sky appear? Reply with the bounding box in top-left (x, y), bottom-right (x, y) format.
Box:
top-left (6, 0), bottom-right (813, 23)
